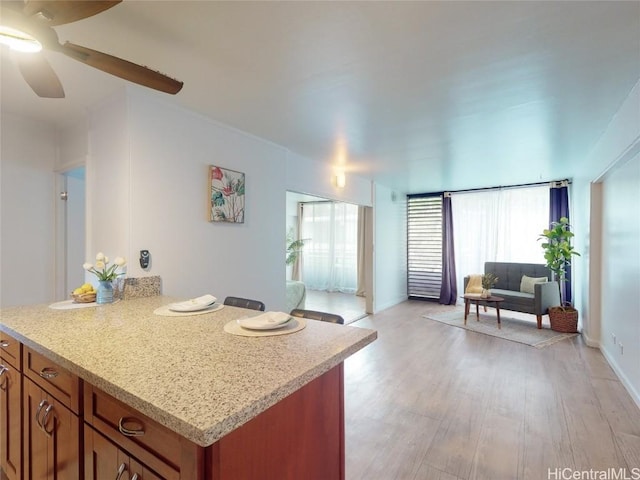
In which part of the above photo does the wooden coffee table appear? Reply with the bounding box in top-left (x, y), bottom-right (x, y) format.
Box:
top-left (463, 294), bottom-right (505, 329)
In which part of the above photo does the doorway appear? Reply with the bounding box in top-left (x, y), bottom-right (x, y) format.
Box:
top-left (286, 191), bottom-right (371, 324)
top-left (55, 167), bottom-right (86, 300)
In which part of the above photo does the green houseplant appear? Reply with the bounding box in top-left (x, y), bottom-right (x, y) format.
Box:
top-left (286, 228), bottom-right (306, 267)
top-left (538, 216), bottom-right (580, 332)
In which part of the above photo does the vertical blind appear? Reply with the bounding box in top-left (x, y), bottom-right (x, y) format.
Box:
top-left (407, 195), bottom-right (443, 299)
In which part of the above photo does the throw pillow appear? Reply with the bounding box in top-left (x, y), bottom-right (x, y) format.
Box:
top-left (520, 275), bottom-right (548, 294)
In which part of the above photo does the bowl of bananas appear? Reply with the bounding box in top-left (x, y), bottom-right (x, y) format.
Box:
top-left (71, 283), bottom-right (97, 303)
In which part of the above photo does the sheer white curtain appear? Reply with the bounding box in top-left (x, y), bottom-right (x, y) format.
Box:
top-left (451, 185), bottom-right (549, 302)
top-left (300, 202), bottom-right (358, 293)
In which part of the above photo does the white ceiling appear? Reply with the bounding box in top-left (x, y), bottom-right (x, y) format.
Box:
top-left (1, 1), bottom-right (639, 193)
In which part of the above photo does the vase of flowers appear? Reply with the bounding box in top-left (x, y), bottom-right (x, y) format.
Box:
top-left (83, 253), bottom-right (127, 304)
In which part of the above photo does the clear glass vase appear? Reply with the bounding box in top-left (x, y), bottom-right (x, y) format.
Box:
top-left (96, 280), bottom-right (114, 304)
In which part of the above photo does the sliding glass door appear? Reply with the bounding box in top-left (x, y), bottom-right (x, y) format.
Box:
top-left (300, 202), bottom-right (358, 293)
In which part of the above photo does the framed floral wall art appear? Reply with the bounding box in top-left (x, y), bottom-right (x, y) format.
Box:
top-left (209, 165), bottom-right (245, 223)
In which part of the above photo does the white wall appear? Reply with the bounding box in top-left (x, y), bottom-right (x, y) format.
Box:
top-left (373, 183), bottom-right (408, 312)
top-left (0, 113), bottom-right (57, 307)
top-left (579, 79), bottom-right (640, 406)
top-left (120, 90), bottom-right (288, 308)
top-left (57, 119), bottom-right (88, 171)
top-left (577, 80), bottom-right (640, 345)
top-left (86, 90), bottom-right (132, 280)
top-left (600, 151), bottom-right (640, 405)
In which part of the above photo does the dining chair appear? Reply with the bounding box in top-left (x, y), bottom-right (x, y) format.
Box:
top-left (290, 308), bottom-right (345, 325)
top-left (223, 296), bottom-right (266, 311)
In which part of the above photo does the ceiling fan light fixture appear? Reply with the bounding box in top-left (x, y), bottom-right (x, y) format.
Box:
top-left (0, 25), bottom-right (42, 53)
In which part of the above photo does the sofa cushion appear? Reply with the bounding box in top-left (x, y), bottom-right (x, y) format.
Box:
top-left (485, 262), bottom-right (551, 292)
top-left (520, 275), bottom-right (548, 294)
top-left (492, 288), bottom-right (534, 308)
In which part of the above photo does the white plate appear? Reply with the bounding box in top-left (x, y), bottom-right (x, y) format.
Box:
top-left (168, 294), bottom-right (217, 312)
top-left (237, 312), bottom-right (292, 330)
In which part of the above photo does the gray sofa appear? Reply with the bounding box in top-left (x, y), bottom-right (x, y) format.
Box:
top-left (464, 262), bottom-right (560, 329)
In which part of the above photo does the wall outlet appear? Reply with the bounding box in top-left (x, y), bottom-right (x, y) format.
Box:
top-left (620, 343), bottom-right (624, 355)
top-left (612, 333), bottom-right (616, 344)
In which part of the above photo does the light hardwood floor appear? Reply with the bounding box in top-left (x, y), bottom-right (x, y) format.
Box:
top-left (344, 300), bottom-right (640, 480)
top-left (305, 289), bottom-right (367, 324)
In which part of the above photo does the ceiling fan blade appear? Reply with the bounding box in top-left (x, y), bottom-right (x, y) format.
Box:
top-left (15, 52), bottom-right (65, 98)
top-left (59, 42), bottom-right (183, 94)
top-left (22, 1), bottom-right (121, 26)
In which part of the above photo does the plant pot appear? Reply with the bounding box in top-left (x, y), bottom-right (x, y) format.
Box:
top-left (548, 305), bottom-right (578, 333)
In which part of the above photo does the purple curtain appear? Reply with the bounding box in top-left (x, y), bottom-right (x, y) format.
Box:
top-left (439, 194), bottom-right (457, 304)
top-left (549, 182), bottom-right (572, 304)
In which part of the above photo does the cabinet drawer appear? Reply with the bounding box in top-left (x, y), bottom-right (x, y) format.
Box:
top-left (23, 346), bottom-right (81, 414)
top-left (84, 384), bottom-right (203, 480)
top-left (0, 332), bottom-right (21, 370)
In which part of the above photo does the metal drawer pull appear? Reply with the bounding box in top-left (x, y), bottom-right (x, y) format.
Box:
top-left (41, 404), bottom-right (54, 437)
top-left (35, 399), bottom-right (48, 429)
top-left (131, 475), bottom-right (139, 480)
top-left (118, 417), bottom-right (145, 437)
top-left (0, 340), bottom-right (9, 348)
top-left (39, 367), bottom-right (59, 379)
top-left (115, 463), bottom-right (126, 480)
top-left (0, 365), bottom-right (8, 390)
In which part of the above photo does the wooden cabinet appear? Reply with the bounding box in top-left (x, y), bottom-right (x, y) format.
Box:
top-left (21, 345), bottom-right (82, 479)
top-left (0, 334), bottom-right (21, 369)
top-left (84, 384), bottom-right (203, 480)
top-left (0, 335), bottom-right (22, 480)
top-left (23, 377), bottom-right (81, 479)
top-left (210, 363), bottom-right (345, 480)
top-left (23, 346), bottom-right (81, 414)
top-left (1, 330), bottom-right (347, 480)
top-left (84, 425), bottom-right (163, 480)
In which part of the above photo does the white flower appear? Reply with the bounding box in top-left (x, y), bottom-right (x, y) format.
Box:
top-left (85, 252), bottom-right (126, 281)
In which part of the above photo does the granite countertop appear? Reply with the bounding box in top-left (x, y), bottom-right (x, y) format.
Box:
top-left (0, 296), bottom-right (377, 447)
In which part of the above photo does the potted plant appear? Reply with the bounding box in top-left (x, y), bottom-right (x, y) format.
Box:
top-left (286, 228), bottom-right (306, 267)
top-left (481, 272), bottom-right (499, 298)
top-left (538, 217), bottom-right (580, 332)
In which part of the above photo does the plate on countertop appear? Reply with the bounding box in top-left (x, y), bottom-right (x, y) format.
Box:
top-left (237, 312), bottom-right (292, 330)
top-left (154, 302), bottom-right (224, 317)
top-left (168, 294), bottom-right (217, 312)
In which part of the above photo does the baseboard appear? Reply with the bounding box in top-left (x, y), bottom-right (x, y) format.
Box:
top-left (600, 346), bottom-right (640, 410)
top-left (582, 331), bottom-right (600, 348)
top-left (373, 295), bottom-right (407, 314)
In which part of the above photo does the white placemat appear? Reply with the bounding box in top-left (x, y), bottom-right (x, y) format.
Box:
top-left (49, 299), bottom-right (121, 310)
top-left (153, 303), bottom-right (224, 317)
top-left (224, 317), bottom-right (306, 337)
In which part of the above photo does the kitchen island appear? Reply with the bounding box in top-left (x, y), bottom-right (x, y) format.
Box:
top-left (0, 296), bottom-right (376, 479)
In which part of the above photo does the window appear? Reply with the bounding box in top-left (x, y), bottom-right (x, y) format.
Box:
top-left (407, 195), bottom-right (443, 299)
top-left (300, 201), bottom-right (358, 293)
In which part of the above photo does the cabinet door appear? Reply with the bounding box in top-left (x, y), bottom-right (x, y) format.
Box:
top-left (23, 377), bottom-right (80, 480)
top-left (85, 425), bottom-right (165, 480)
top-left (130, 458), bottom-right (164, 480)
top-left (0, 361), bottom-right (21, 480)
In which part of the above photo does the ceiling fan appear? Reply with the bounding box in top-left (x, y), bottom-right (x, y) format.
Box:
top-left (0, 0), bottom-right (183, 98)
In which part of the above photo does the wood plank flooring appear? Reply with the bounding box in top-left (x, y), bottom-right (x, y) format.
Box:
top-left (304, 289), bottom-right (367, 324)
top-left (344, 300), bottom-right (640, 480)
